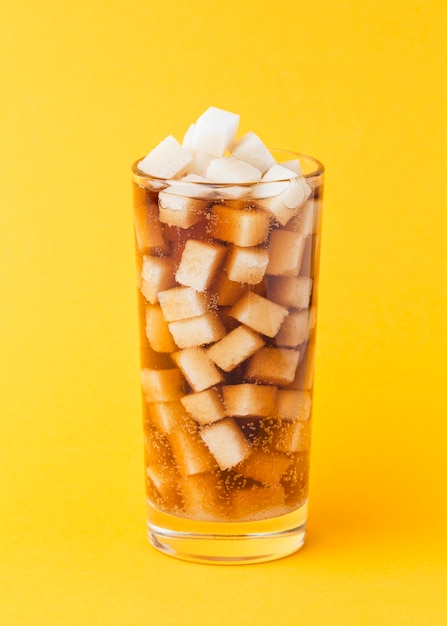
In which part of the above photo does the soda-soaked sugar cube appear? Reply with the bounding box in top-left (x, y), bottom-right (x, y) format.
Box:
top-left (133, 189), bottom-right (169, 255)
top-left (138, 135), bottom-right (192, 179)
top-left (180, 473), bottom-right (227, 521)
top-left (141, 255), bottom-right (176, 304)
top-left (207, 156), bottom-right (262, 183)
top-left (210, 270), bottom-right (249, 306)
top-left (175, 239), bottom-right (227, 292)
top-left (276, 309), bottom-right (311, 348)
top-left (158, 286), bottom-right (208, 322)
top-left (236, 448), bottom-right (291, 485)
top-left (180, 388), bottom-right (226, 425)
top-left (255, 177), bottom-right (312, 226)
top-left (145, 304), bottom-right (177, 353)
top-left (158, 190), bottom-right (208, 229)
top-left (266, 230), bottom-right (306, 276)
top-left (231, 132), bottom-right (276, 174)
top-left (200, 417), bottom-right (251, 470)
top-left (169, 426), bottom-right (218, 475)
top-left (266, 276), bottom-right (313, 309)
top-left (229, 291), bottom-right (289, 338)
top-left (141, 368), bottom-right (185, 402)
top-left (208, 203), bottom-right (270, 247)
top-left (286, 340), bottom-right (315, 391)
top-left (231, 484), bottom-right (286, 521)
top-left (275, 390), bottom-right (312, 422)
top-left (222, 383), bottom-right (277, 417)
top-left (144, 429), bottom-right (182, 510)
top-left (146, 401), bottom-right (189, 435)
top-left (284, 198), bottom-right (316, 235)
top-left (146, 463), bottom-right (182, 511)
top-left (172, 347), bottom-right (224, 392)
top-left (271, 419), bottom-right (311, 453)
top-left (192, 106), bottom-right (240, 156)
top-left (207, 325), bottom-right (265, 372)
top-left (245, 347), bottom-right (300, 386)
top-left (168, 313), bottom-right (226, 349)
top-left (224, 245), bottom-right (269, 285)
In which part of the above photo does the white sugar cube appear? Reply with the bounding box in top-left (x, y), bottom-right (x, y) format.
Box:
top-left (281, 159), bottom-right (302, 175)
top-left (262, 164), bottom-right (297, 182)
top-left (186, 152), bottom-right (215, 178)
top-left (182, 123), bottom-right (196, 150)
top-left (206, 156), bottom-right (262, 183)
top-left (138, 135), bottom-right (192, 179)
top-left (231, 132), bottom-right (276, 174)
top-left (254, 178), bottom-right (312, 226)
top-left (192, 106), bottom-right (240, 156)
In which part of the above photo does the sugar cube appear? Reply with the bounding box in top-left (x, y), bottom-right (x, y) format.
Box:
top-left (138, 135), bottom-right (192, 179)
top-left (191, 106), bottom-right (240, 156)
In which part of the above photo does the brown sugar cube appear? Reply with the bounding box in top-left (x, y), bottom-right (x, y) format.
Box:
top-left (180, 473), bottom-right (227, 521)
top-left (200, 417), bottom-right (251, 470)
top-left (284, 198), bottom-right (316, 235)
top-left (245, 347), bottom-right (300, 386)
top-left (168, 427), bottom-right (218, 475)
top-left (158, 190), bottom-right (208, 229)
top-left (180, 388), bottom-right (226, 425)
top-left (224, 245), bottom-right (269, 285)
top-left (141, 368), bottom-right (185, 402)
top-left (133, 191), bottom-right (169, 255)
top-left (266, 229), bottom-right (306, 277)
top-left (175, 239), bottom-right (227, 292)
top-left (236, 448), bottom-right (291, 485)
top-left (210, 270), bottom-right (249, 306)
top-left (276, 310), bottom-right (310, 348)
top-left (145, 401), bottom-right (189, 435)
top-left (266, 276), bottom-right (313, 309)
top-left (208, 203), bottom-right (270, 247)
top-left (271, 419), bottom-right (312, 453)
top-left (168, 312), bottom-right (226, 348)
top-left (222, 384), bottom-right (277, 417)
top-left (231, 484), bottom-right (287, 521)
top-left (140, 255), bottom-right (176, 304)
top-left (158, 286), bottom-right (208, 322)
top-left (275, 390), bottom-right (312, 421)
top-left (207, 325), bottom-right (265, 372)
top-left (145, 304), bottom-right (177, 353)
top-left (229, 291), bottom-right (289, 338)
top-left (172, 347), bottom-right (224, 392)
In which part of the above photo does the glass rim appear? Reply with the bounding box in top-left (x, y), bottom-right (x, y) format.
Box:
top-left (131, 149), bottom-right (324, 188)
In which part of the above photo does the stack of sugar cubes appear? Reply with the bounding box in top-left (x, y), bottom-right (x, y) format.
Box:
top-left (133, 107), bottom-right (322, 522)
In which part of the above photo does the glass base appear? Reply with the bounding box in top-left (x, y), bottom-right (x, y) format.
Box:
top-left (147, 500), bottom-right (308, 564)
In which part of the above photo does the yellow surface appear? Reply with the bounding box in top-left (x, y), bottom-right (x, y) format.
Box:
top-left (1, 0), bottom-right (446, 623)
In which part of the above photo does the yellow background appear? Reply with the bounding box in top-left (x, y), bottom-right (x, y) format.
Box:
top-left (1, 0), bottom-right (446, 624)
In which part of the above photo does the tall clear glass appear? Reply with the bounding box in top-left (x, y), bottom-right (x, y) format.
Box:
top-left (131, 151), bottom-right (324, 563)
